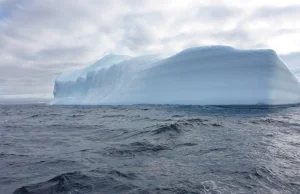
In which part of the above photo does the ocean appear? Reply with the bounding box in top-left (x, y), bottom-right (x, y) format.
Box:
top-left (1, 104), bottom-right (300, 194)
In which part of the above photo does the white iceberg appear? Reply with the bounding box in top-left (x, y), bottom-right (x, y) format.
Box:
top-left (50, 46), bottom-right (300, 105)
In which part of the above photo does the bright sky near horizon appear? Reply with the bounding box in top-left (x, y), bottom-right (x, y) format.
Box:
top-left (0, 0), bottom-right (300, 100)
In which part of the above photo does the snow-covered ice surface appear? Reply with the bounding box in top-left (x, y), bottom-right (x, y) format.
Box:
top-left (51, 46), bottom-right (300, 105)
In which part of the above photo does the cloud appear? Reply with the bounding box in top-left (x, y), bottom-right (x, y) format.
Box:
top-left (280, 52), bottom-right (300, 69)
top-left (0, 0), bottom-right (300, 99)
top-left (0, 78), bottom-right (7, 83)
top-left (196, 5), bottom-right (239, 20)
top-left (252, 6), bottom-right (300, 19)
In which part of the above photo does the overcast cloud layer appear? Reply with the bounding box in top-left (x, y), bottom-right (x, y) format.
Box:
top-left (0, 0), bottom-right (300, 100)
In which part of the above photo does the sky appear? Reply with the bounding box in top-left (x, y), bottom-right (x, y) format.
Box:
top-left (0, 0), bottom-right (300, 101)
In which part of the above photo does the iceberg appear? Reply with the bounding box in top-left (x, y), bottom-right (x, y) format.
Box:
top-left (50, 46), bottom-right (300, 105)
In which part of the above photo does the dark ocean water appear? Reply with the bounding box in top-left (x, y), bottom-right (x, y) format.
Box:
top-left (1, 104), bottom-right (300, 194)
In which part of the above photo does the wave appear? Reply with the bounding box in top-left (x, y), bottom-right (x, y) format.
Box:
top-left (13, 171), bottom-right (137, 194)
top-left (104, 141), bottom-right (169, 157)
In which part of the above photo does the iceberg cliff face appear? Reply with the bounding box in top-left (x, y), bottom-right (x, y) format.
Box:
top-left (51, 46), bottom-right (300, 105)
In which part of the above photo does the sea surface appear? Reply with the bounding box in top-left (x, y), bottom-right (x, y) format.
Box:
top-left (1, 104), bottom-right (300, 194)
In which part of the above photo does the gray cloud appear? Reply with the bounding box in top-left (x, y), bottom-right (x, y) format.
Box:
top-left (213, 29), bottom-right (250, 43)
top-left (35, 46), bottom-right (90, 62)
top-left (280, 52), bottom-right (300, 83)
top-left (119, 12), bottom-right (163, 51)
top-left (281, 52), bottom-right (300, 61)
top-left (252, 5), bottom-right (300, 19)
top-left (0, 78), bottom-right (7, 83)
top-left (197, 5), bottom-right (240, 20)
top-left (280, 52), bottom-right (300, 69)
